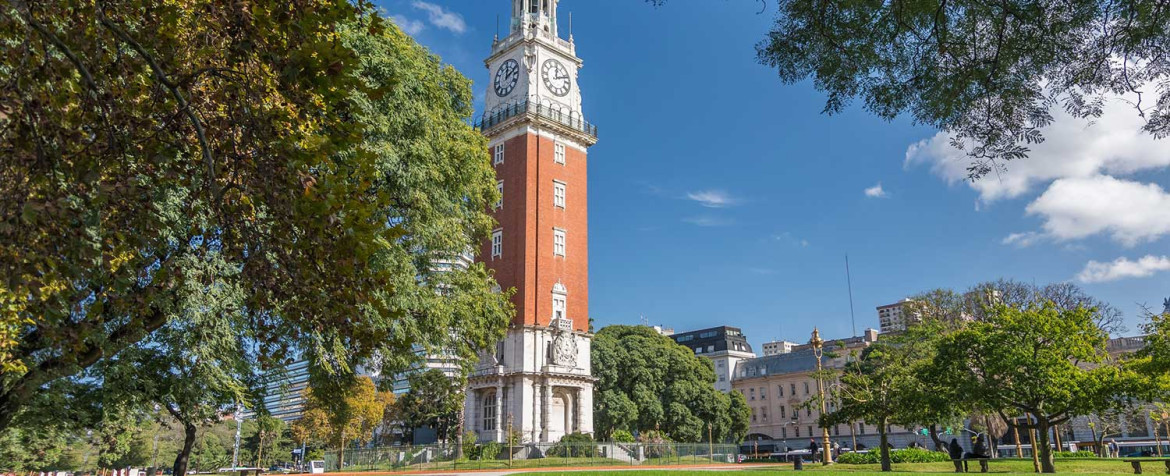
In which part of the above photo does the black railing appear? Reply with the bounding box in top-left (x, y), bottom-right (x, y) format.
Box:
top-left (477, 100), bottom-right (598, 138)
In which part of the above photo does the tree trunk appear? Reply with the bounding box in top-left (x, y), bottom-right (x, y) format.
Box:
top-left (337, 429), bottom-right (346, 471)
top-left (173, 422), bottom-right (197, 476)
top-left (879, 416), bottom-right (891, 472)
top-left (1026, 416), bottom-right (1039, 472)
top-left (928, 424), bottom-right (946, 452)
top-left (1012, 423), bottom-right (1023, 458)
top-left (256, 430), bottom-right (265, 468)
top-left (1035, 417), bottom-right (1055, 473)
top-left (1052, 424), bottom-right (1062, 452)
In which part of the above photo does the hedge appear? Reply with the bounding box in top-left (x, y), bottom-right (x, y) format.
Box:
top-left (837, 448), bottom-right (952, 464)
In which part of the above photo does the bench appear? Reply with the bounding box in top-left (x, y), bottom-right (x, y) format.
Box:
top-left (1121, 458), bottom-right (1170, 474)
top-left (951, 458), bottom-right (991, 473)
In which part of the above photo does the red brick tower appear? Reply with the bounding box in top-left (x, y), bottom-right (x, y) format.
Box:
top-left (466, 0), bottom-right (598, 444)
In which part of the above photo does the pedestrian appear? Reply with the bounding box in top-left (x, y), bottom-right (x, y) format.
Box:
top-left (832, 441), bottom-right (841, 461)
top-left (808, 438), bottom-right (819, 461)
top-left (948, 438), bottom-right (964, 473)
top-left (963, 434), bottom-right (991, 472)
top-left (1108, 439), bottom-right (1119, 458)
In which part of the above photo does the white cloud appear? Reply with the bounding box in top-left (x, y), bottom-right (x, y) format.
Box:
top-left (1025, 175), bottom-right (1170, 246)
top-left (905, 93), bottom-right (1170, 203)
top-left (685, 190), bottom-right (739, 208)
top-left (412, 1), bottom-right (467, 34)
top-left (1077, 255), bottom-right (1170, 283)
top-left (1002, 232), bottom-right (1045, 248)
top-left (682, 215), bottom-right (734, 227)
top-left (864, 183), bottom-right (888, 198)
top-left (391, 15), bottom-right (426, 36)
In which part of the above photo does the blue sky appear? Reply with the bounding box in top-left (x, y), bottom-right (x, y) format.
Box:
top-left (381, 0), bottom-right (1170, 348)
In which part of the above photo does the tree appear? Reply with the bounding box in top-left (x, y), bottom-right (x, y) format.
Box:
top-left (741, 0), bottom-right (1170, 177)
top-left (591, 325), bottom-right (749, 443)
top-left (823, 341), bottom-right (924, 472)
top-left (3, 0), bottom-right (511, 433)
top-left (395, 369), bottom-right (462, 444)
top-left (967, 280), bottom-right (1126, 334)
top-left (931, 303), bottom-right (1135, 473)
top-left (291, 377), bottom-right (390, 469)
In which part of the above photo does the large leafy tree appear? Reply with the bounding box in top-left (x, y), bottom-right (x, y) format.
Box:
top-left (592, 325), bottom-right (749, 443)
top-left (2, 0), bottom-right (510, 432)
top-left (395, 369), bottom-right (463, 445)
top-left (931, 304), bottom-right (1135, 473)
top-left (290, 377), bottom-right (391, 469)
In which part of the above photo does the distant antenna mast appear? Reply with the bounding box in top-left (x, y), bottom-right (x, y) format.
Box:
top-left (569, 12), bottom-right (574, 40)
top-left (846, 254), bottom-right (857, 337)
top-left (495, 14), bottom-right (500, 40)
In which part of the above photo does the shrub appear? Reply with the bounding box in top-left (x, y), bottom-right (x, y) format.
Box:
top-left (837, 448), bottom-right (949, 465)
top-left (890, 447), bottom-right (951, 463)
top-left (838, 451), bottom-right (878, 464)
top-left (461, 431), bottom-right (478, 459)
top-left (478, 442), bottom-right (503, 460)
top-left (612, 429), bottom-right (635, 443)
top-left (548, 432), bottom-right (595, 457)
top-left (1055, 450), bottom-right (1098, 458)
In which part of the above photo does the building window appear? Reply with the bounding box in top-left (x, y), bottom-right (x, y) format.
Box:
top-left (806, 407), bottom-right (812, 417)
top-left (780, 406), bottom-right (786, 419)
top-left (707, 345), bottom-right (714, 352)
top-left (808, 426), bottom-right (813, 437)
top-left (778, 385), bottom-right (784, 397)
top-left (491, 229), bottom-right (503, 258)
top-left (762, 408), bottom-right (768, 421)
top-left (751, 409), bottom-right (757, 422)
top-left (760, 387), bottom-right (767, 400)
top-left (804, 382), bottom-right (810, 395)
top-left (553, 180), bottom-right (566, 208)
top-left (495, 180), bottom-right (504, 209)
top-left (494, 143), bottom-right (505, 165)
top-left (749, 388), bottom-right (755, 401)
top-left (859, 424), bottom-right (866, 435)
top-left (553, 228), bottom-right (566, 256)
top-left (554, 143), bottom-right (566, 164)
top-left (795, 427), bottom-right (800, 438)
top-left (782, 428), bottom-right (787, 439)
top-left (791, 384), bottom-right (797, 395)
top-left (719, 375), bottom-right (726, 382)
top-left (483, 392), bottom-right (497, 431)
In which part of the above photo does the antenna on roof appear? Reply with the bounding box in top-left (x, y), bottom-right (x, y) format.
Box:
top-left (495, 14), bottom-right (500, 40)
top-left (569, 12), bottom-right (574, 41)
top-left (846, 254), bottom-right (857, 337)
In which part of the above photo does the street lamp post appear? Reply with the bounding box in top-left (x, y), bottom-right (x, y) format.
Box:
top-left (810, 328), bottom-right (832, 465)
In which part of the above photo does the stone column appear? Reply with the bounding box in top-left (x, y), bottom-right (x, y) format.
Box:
top-left (541, 378), bottom-right (551, 442)
top-left (532, 381), bottom-right (542, 442)
top-left (573, 388), bottom-right (582, 433)
top-left (495, 381), bottom-right (504, 443)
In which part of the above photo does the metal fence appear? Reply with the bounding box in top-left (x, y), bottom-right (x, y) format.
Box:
top-left (323, 441), bottom-right (740, 472)
top-left (475, 100), bottom-right (599, 138)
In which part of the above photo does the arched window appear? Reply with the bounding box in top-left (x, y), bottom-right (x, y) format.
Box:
top-left (483, 391), bottom-right (498, 431)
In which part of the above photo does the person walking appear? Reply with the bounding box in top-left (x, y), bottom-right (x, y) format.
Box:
top-left (808, 438), bottom-right (819, 462)
top-left (1108, 439), bottom-right (1119, 458)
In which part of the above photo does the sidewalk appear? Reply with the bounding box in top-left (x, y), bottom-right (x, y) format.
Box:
top-left (289, 462), bottom-right (786, 476)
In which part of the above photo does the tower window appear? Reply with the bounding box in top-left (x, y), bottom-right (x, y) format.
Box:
top-left (553, 228), bottom-right (566, 256)
top-left (554, 143), bottom-right (566, 164)
top-left (495, 180), bottom-right (504, 209)
top-left (491, 229), bottom-right (503, 258)
top-left (483, 392), bottom-right (497, 431)
top-left (553, 295), bottom-right (566, 320)
top-left (553, 181), bottom-right (566, 208)
top-left (494, 143), bottom-right (505, 165)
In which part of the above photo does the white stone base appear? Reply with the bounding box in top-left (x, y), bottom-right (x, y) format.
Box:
top-left (465, 324), bottom-right (595, 443)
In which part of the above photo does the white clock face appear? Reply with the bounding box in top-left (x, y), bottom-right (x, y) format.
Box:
top-left (541, 59), bottom-right (571, 97)
top-left (494, 59), bottom-right (519, 97)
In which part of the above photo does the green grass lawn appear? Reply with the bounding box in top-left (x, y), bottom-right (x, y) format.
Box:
top-left (521, 458), bottom-right (1147, 475)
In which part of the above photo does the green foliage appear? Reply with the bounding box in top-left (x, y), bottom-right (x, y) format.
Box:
top-left (395, 369), bottom-right (464, 444)
top-left (748, 0), bottom-right (1170, 177)
top-left (474, 442), bottom-right (503, 461)
top-left (548, 432), bottom-right (595, 458)
top-left (837, 448), bottom-right (951, 464)
top-left (462, 431), bottom-right (478, 459)
top-left (931, 303), bottom-right (1136, 473)
top-left (611, 429), bottom-right (635, 443)
top-left (2, 0), bottom-right (511, 436)
top-left (592, 325), bottom-right (749, 443)
top-left (1055, 451), bottom-right (1099, 458)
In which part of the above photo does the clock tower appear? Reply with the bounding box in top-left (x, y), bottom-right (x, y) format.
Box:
top-left (466, 0), bottom-right (598, 444)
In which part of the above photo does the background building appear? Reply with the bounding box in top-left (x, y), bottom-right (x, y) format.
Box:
top-left (671, 326), bottom-right (755, 392)
top-left (762, 340), bottom-right (797, 356)
top-left (731, 329), bottom-right (933, 453)
top-left (247, 360), bottom-right (312, 422)
top-left (466, 0), bottom-right (598, 444)
top-left (877, 299), bottom-right (917, 333)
